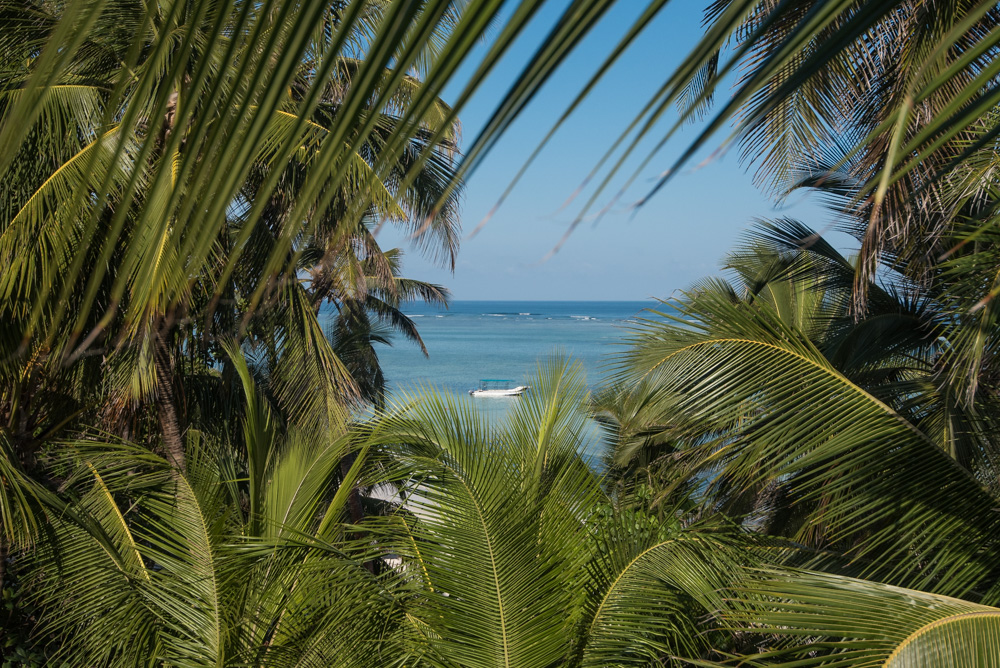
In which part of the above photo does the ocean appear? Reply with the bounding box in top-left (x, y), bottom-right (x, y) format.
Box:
top-left (374, 301), bottom-right (661, 458)
top-left (379, 300), bottom-right (658, 393)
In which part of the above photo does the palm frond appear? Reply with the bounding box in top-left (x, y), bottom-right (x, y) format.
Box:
top-left (616, 287), bottom-right (1000, 597)
top-left (724, 570), bottom-right (1000, 666)
top-left (368, 363), bottom-right (603, 667)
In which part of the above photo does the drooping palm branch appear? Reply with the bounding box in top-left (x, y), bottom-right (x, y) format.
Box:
top-left (610, 220), bottom-right (1000, 602)
top-left (366, 357), bottom-right (759, 667)
top-left (720, 569), bottom-right (1000, 666)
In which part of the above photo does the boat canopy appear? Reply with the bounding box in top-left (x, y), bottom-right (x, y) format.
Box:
top-left (477, 379), bottom-right (517, 389)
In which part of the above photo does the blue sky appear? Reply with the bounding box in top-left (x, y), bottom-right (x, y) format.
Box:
top-left (378, 0), bottom-right (853, 301)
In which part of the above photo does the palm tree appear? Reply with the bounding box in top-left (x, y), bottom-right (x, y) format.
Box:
top-left (309, 236), bottom-right (450, 408)
top-left (663, 0), bottom-right (1000, 287)
top-left (1, 2), bottom-right (470, 651)
top-left (17, 347), bottom-right (397, 666)
top-left (603, 219), bottom-right (1000, 661)
top-left (9, 354), bottom-right (757, 667)
top-left (6, 0), bottom-right (1000, 664)
top-left (366, 357), bottom-right (757, 667)
top-left (0, 0), bottom-right (464, 474)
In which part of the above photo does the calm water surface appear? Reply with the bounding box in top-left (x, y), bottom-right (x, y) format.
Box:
top-left (373, 301), bottom-right (663, 457)
top-left (380, 300), bottom-right (658, 392)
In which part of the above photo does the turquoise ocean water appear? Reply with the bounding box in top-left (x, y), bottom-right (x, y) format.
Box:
top-left (375, 301), bottom-right (661, 457)
top-left (380, 300), bottom-right (659, 394)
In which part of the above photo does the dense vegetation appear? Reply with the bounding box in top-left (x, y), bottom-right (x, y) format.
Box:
top-left (3, 0), bottom-right (1000, 665)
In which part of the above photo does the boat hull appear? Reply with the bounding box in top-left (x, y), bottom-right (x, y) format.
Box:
top-left (469, 386), bottom-right (528, 397)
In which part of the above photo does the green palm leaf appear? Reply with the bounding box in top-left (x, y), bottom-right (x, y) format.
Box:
top-left (578, 525), bottom-right (755, 667)
top-left (617, 287), bottom-right (1000, 597)
top-left (724, 570), bottom-right (1000, 667)
top-left (367, 359), bottom-right (759, 667)
top-left (373, 393), bottom-right (590, 667)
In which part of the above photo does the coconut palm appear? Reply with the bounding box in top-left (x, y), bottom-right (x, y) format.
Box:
top-left (499, 0), bottom-right (997, 298)
top-left (7, 0), bottom-right (1000, 664)
top-left (0, 4), bottom-right (474, 650)
top-left (324, 247), bottom-right (449, 409)
top-left (6, 0), bottom-right (999, 320)
top-left (0, 0), bottom-right (468, 475)
top-left (599, 219), bottom-right (1000, 662)
top-left (0, 0), bottom-right (666, 507)
top-left (15, 346), bottom-right (398, 666)
top-left (611, 220), bottom-right (1000, 597)
top-left (363, 357), bottom-right (760, 667)
top-left (0, 3), bottom-right (735, 661)
top-left (8, 354), bottom-right (759, 667)
top-left (0, 0), bottom-right (637, 375)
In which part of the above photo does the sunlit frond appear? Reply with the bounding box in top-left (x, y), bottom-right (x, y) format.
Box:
top-left (724, 570), bottom-right (1000, 666)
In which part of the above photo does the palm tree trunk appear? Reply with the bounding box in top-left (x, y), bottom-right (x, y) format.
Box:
top-left (339, 452), bottom-right (374, 574)
top-left (153, 327), bottom-right (186, 474)
top-left (339, 452), bottom-right (364, 526)
top-left (0, 534), bottom-right (6, 594)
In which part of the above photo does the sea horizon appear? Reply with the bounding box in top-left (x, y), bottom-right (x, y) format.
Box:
top-left (408, 298), bottom-right (667, 302)
top-left (377, 298), bottom-right (663, 397)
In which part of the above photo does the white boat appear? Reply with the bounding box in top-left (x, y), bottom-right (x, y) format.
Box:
top-left (469, 379), bottom-right (528, 397)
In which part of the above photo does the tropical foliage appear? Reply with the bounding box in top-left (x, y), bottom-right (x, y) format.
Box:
top-left (724, 571), bottom-right (1000, 666)
top-left (603, 218), bottom-right (1000, 662)
top-left (367, 359), bottom-right (755, 667)
top-left (19, 351), bottom-right (389, 666)
top-left (590, 0), bottom-right (1000, 659)
top-left (589, 0), bottom-right (1000, 284)
top-left (0, 0), bottom-right (469, 660)
top-left (4, 0), bottom-right (1000, 665)
top-left (0, 0), bottom-right (463, 469)
top-left (5, 355), bottom-right (761, 667)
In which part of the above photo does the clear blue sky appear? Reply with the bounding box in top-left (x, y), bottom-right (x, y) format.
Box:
top-left (378, 0), bottom-right (853, 301)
